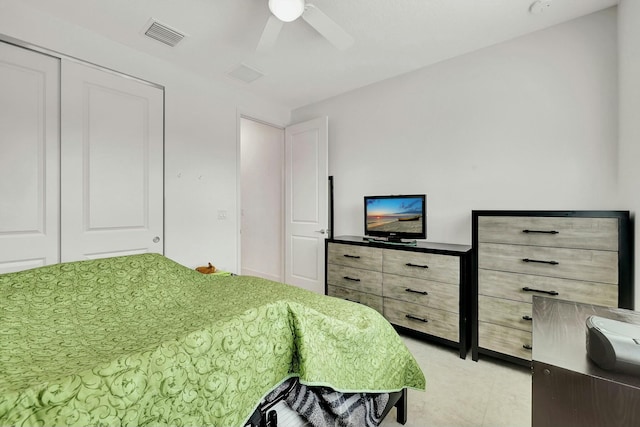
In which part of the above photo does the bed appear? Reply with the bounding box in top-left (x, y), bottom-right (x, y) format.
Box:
top-left (0, 253), bottom-right (425, 426)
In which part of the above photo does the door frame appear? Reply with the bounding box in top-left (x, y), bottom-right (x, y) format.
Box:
top-left (236, 109), bottom-right (287, 277)
top-left (236, 112), bottom-right (329, 291)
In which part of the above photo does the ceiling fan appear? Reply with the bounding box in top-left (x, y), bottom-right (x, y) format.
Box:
top-left (257, 0), bottom-right (355, 52)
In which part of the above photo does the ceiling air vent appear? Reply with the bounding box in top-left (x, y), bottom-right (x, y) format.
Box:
top-left (144, 19), bottom-right (185, 47)
top-left (227, 63), bottom-right (265, 84)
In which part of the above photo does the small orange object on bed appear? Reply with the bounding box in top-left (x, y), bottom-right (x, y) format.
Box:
top-left (195, 262), bottom-right (216, 274)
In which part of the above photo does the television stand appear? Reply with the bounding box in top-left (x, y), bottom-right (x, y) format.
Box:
top-left (326, 235), bottom-right (472, 359)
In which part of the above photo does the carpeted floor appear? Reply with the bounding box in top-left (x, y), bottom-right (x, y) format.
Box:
top-left (380, 334), bottom-right (532, 427)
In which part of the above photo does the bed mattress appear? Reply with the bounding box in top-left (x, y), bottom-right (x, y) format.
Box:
top-left (0, 253), bottom-right (425, 426)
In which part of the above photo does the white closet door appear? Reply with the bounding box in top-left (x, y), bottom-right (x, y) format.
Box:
top-left (0, 42), bottom-right (60, 273)
top-left (61, 60), bottom-right (164, 261)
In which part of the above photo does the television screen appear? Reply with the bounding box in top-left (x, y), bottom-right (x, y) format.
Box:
top-left (364, 194), bottom-right (426, 241)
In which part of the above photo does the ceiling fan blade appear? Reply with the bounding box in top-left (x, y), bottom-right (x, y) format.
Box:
top-left (257, 15), bottom-right (284, 52)
top-left (302, 4), bottom-right (354, 50)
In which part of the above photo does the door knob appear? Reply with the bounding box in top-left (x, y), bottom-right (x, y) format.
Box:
top-left (153, 236), bottom-right (161, 243)
top-left (315, 229), bottom-right (327, 234)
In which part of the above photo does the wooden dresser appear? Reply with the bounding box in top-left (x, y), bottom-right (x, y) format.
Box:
top-left (325, 236), bottom-right (472, 358)
top-left (472, 210), bottom-right (633, 365)
top-left (532, 297), bottom-right (640, 427)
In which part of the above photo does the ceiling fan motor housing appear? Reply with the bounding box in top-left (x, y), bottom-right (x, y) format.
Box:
top-left (268, 0), bottom-right (305, 22)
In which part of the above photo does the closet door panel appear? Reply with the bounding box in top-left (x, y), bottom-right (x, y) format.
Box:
top-left (0, 42), bottom-right (60, 273)
top-left (61, 60), bottom-right (164, 261)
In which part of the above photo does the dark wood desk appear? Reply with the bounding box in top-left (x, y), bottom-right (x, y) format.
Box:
top-left (532, 296), bottom-right (640, 427)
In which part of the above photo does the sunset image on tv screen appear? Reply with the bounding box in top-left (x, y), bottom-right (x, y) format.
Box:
top-left (366, 197), bottom-right (423, 233)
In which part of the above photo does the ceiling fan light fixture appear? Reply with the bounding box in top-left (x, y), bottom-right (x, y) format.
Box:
top-left (268, 0), bottom-right (305, 22)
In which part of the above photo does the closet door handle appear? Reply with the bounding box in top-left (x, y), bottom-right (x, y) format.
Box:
top-left (522, 258), bottom-right (559, 265)
top-left (405, 288), bottom-right (428, 296)
top-left (522, 229), bottom-right (559, 235)
top-left (406, 314), bottom-right (428, 323)
top-left (523, 287), bottom-right (559, 296)
top-left (406, 263), bottom-right (429, 269)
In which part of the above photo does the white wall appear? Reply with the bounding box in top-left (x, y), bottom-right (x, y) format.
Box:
top-left (2, 2), bottom-right (634, 300)
top-left (0, 1), bottom-right (290, 272)
top-left (618, 0), bottom-right (640, 308)
top-left (292, 8), bottom-right (619, 247)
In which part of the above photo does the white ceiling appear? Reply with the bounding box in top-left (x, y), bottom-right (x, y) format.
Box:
top-left (21, 0), bottom-right (618, 109)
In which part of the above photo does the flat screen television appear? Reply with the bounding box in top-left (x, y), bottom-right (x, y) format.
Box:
top-left (364, 194), bottom-right (426, 242)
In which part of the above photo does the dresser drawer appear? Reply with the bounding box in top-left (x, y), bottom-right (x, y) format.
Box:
top-left (383, 250), bottom-right (460, 284)
top-left (383, 274), bottom-right (458, 313)
top-left (384, 298), bottom-right (458, 342)
top-left (478, 322), bottom-right (532, 360)
top-left (477, 216), bottom-right (619, 250)
top-left (478, 295), bottom-right (532, 332)
top-left (327, 264), bottom-right (382, 295)
top-left (327, 243), bottom-right (383, 270)
top-left (478, 243), bottom-right (618, 285)
top-left (478, 269), bottom-right (618, 306)
top-left (327, 285), bottom-right (383, 314)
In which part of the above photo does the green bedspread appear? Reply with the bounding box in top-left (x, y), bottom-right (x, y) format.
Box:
top-left (0, 253), bottom-right (425, 426)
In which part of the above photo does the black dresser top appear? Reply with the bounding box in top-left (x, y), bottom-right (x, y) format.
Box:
top-left (329, 235), bottom-right (471, 256)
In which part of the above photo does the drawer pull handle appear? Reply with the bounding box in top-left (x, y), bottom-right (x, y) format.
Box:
top-left (345, 298), bottom-right (360, 304)
top-left (523, 344), bottom-right (533, 350)
top-left (343, 254), bottom-right (361, 259)
top-left (405, 288), bottom-right (428, 296)
top-left (406, 263), bottom-right (429, 269)
top-left (406, 314), bottom-right (428, 323)
top-left (522, 286), bottom-right (559, 296)
top-left (522, 258), bottom-right (559, 266)
top-left (343, 276), bottom-right (361, 282)
top-left (522, 229), bottom-right (559, 235)
top-left (522, 315), bottom-right (533, 321)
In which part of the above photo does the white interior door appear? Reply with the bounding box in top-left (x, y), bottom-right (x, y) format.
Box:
top-left (284, 117), bottom-right (328, 293)
top-left (60, 59), bottom-right (164, 261)
top-left (0, 42), bottom-right (60, 273)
